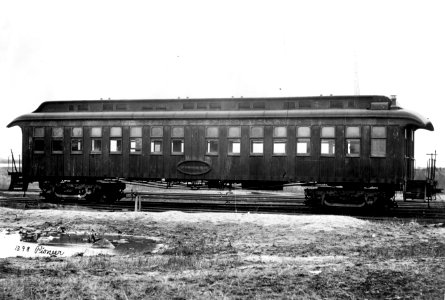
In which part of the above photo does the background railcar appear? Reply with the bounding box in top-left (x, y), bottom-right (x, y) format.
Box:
top-left (7, 95), bottom-right (434, 207)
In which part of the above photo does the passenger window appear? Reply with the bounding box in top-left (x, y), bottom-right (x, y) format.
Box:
top-left (250, 126), bottom-right (264, 155)
top-left (228, 140), bottom-right (241, 155)
top-left (250, 140), bottom-right (264, 155)
top-left (273, 127), bottom-right (287, 155)
top-left (371, 126), bottom-right (386, 157)
top-left (150, 140), bottom-right (163, 154)
top-left (321, 126), bottom-right (335, 156)
top-left (34, 140), bottom-right (45, 153)
top-left (33, 127), bottom-right (45, 153)
top-left (228, 127), bottom-right (241, 156)
top-left (91, 139), bottom-right (102, 153)
top-left (171, 127), bottom-right (184, 155)
top-left (206, 127), bottom-right (219, 155)
top-left (130, 127), bottom-right (142, 154)
top-left (71, 127), bottom-right (83, 153)
top-left (206, 140), bottom-right (219, 155)
top-left (91, 127), bottom-right (102, 154)
top-left (273, 141), bottom-right (286, 155)
top-left (110, 127), bottom-right (122, 154)
top-left (297, 126), bottom-right (311, 156)
top-left (51, 127), bottom-right (64, 154)
top-left (346, 126), bottom-right (361, 157)
top-left (171, 140), bottom-right (184, 154)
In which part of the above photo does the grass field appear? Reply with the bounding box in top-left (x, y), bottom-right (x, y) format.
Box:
top-left (0, 208), bottom-right (445, 299)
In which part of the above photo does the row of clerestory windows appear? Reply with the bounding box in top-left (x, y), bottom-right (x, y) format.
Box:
top-left (32, 126), bottom-right (387, 157)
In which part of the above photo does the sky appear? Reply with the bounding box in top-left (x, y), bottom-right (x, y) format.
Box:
top-left (1, 0), bottom-right (444, 167)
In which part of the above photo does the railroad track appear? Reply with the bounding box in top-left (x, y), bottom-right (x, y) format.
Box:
top-left (1, 190), bottom-right (444, 223)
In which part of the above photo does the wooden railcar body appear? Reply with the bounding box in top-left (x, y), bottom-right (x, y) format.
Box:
top-left (8, 95), bottom-right (434, 205)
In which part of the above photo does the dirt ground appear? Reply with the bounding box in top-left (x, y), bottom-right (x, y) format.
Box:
top-left (1, 206), bottom-right (445, 299)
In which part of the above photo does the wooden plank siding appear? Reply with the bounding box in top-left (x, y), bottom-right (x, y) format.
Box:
top-left (22, 120), bottom-right (412, 187)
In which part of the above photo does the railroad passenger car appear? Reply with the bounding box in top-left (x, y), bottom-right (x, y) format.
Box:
top-left (7, 95), bottom-right (434, 207)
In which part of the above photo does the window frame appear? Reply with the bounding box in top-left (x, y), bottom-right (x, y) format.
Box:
top-left (91, 139), bottom-right (102, 154)
top-left (51, 127), bottom-right (64, 154)
top-left (345, 126), bottom-right (361, 157)
top-left (171, 139), bottom-right (184, 155)
top-left (371, 126), bottom-right (387, 157)
top-left (250, 126), bottom-right (264, 156)
top-left (130, 127), bottom-right (143, 154)
top-left (273, 126), bottom-right (287, 156)
top-left (250, 140), bottom-right (264, 155)
top-left (273, 140), bottom-right (287, 156)
top-left (296, 126), bottom-right (311, 156)
top-left (320, 126), bottom-right (335, 157)
top-left (109, 127), bottom-right (122, 154)
top-left (33, 127), bottom-right (45, 154)
top-left (150, 139), bottom-right (163, 155)
top-left (90, 127), bottom-right (102, 154)
top-left (206, 139), bottom-right (219, 155)
top-left (228, 139), bottom-right (241, 156)
top-left (71, 127), bottom-right (83, 154)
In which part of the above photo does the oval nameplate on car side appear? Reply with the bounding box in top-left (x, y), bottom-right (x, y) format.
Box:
top-left (177, 160), bottom-right (212, 176)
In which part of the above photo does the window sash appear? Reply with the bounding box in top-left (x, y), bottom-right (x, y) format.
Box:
top-left (371, 139), bottom-right (386, 157)
top-left (250, 140), bottom-right (264, 155)
top-left (150, 140), bottom-right (163, 154)
top-left (273, 141), bottom-right (286, 155)
top-left (91, 139), bottom-right (102, 153)
top-left (321, 139), bottom-right (335, 155)
top-left (297, 138), bottom-right (310, 155)
top-left (33, 139), bottom-right (45, 152)
top-left (51, 140), bottom-right (63, 153)
top-left (171, 140), bottom-right (184, 154)
top-left (130, 138), bottom-right (142, 153)
top-left (346, 139), bottom-right (360, 157)
top-left (71, 139), bottom-right (83, 152)
top-left (110, 139), bottom-right (122, 153)
top-left (206, 140), bottom-right (219, 154)
top-left (228, 140), bottom-right (241, 155)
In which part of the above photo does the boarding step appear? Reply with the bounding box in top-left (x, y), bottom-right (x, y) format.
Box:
top-left (8, 172), bottom-right (25, 191)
